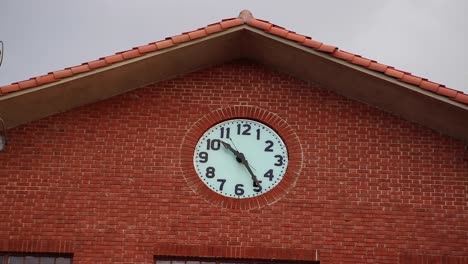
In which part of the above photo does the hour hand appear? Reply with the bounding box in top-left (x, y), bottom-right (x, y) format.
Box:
top-left (220, 140), bottom-right (241, 157)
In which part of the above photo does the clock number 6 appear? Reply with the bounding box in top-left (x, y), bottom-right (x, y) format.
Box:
top-left (235, 184), bottom-right (245, 195)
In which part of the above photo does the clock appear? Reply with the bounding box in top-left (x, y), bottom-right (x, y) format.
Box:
top-left (193, 119), bottom-right (288, 198)
top-left (180, 106), bottom-right (303, 209)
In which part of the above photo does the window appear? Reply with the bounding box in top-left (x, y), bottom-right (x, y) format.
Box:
top-left (0, 254), bottom-right (72, 264)
top-left (155, 257), bottom-right (319, 264)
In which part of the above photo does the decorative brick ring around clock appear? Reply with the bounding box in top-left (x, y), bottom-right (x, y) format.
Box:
top-left (180, 105), bottom-right (303, 210)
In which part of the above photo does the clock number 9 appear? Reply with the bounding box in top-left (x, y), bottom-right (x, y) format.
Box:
top-left (198, 152), bottom-right (208, 163)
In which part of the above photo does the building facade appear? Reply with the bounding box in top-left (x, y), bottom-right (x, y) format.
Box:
top-left (0, 11), bottom-right (467, 264)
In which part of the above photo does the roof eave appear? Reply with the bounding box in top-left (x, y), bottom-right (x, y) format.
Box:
top-left (240, 27), bottom-right (468, 142)
top-left (0, 25), bottom-right (467, 143)
top-left (0, 26), bottom-right (248, 129)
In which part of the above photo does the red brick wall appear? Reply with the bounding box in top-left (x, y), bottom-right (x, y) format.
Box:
top-left (0, 61), bottom-right (467, 263)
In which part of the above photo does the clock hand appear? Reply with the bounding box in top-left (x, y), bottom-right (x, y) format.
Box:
top-left (238, 153), bottom-right (262, 188)
top-left (228, 137), bottom-right (240, 151)
top-left (220, 140), bottom-right (241, 157)
top-left (221, 140), bottom-right (262, 189)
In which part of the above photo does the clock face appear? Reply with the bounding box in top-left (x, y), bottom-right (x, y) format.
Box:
top-left (193, 119), bottom-right (288, 199)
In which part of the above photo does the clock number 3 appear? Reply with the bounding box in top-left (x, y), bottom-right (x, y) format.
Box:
top-left (274, 155), bottom-right (284, 166)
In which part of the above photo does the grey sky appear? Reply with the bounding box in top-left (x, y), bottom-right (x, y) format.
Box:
top-left (1, 0), bottom-right (467, 93)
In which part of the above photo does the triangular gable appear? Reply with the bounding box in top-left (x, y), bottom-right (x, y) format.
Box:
top-left (0, 10), bottom-right (467, 142)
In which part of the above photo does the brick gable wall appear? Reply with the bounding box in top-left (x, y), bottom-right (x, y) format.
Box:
top-left (0, 61), bottom-right (466, 263)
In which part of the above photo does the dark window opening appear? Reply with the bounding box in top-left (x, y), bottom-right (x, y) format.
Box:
top-left (0, 254), bottom-right (72, 264)
top-left (155, 256), bottom-right (319, 264)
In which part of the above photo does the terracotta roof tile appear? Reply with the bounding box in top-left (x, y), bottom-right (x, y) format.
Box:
top-left (18, 79), bottom-right (38, 89)
top-left (317, 44), bottom-right (337, 53)
top-left (286, 32), bottom-right (306, 43)
top-left (137, 43), bottom-right (158, 54)
top-left (332, 50), bottom-right (355, 61)
top-left (87, 59), bottom-right (108, 69)
top-left (437, 86), bottom-right (458, 98)
top-left (454, 93), bottom-right (468, 104)
top-left (122, 49), bottom-right (141, 59)
top-left (351, 56), bottom-right (372, 67)
top-left (269, 26), bottom-right (289, 38)
top-left (205, 23), bottom-right (222, 34)
top-left (104, 54), bottom-right (124, 64)
top-left (0, 84), bottom-right (20, 94)
top-left (171, 34), bottom-right (190, 44)
top-left (368, 62), bottom-right (389, 72)
top-left (70, 64), bottom-right (91, 74)
top-left (36, 74), bottom-right (57, 85)
top-left (420, 80), bottom-right (439, 92)
top-left (247, 18), bottom-right (272, 31)
top-left (220, 18), bottom-right (243, 29)
top-left (302, 39), bottom-right (322, 49)
top-left (401, 74), bottom-right (423, 86)
top-left (188, 29), bottom-right (207, 40)
top-left (155, 39), bottom-right (174, 50)
top-left (52, 69), bottom-right (73, 79)
top-left (0, 10), bottom-right (466, 106)
top-left (385, 68), bottom-right (405, 79)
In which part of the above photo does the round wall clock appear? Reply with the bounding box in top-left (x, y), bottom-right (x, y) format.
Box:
top-left (193, 119), bottom-right (288, 198)
top-left (180, 106), bottom-right (303, 209)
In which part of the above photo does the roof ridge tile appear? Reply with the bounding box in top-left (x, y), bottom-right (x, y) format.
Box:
top-left (437, 86), bottom-right (458, 98)
top-left (302, 39), bottom-right (322, 49)
top-left (122, 49), bottom-right (142, 59)
top-left (332, 50), bottom-right (355, 61)
top-left (351, 56), bottom-right (372, 67)
top-left (155, 39), bottom-right (174, 50)
top-left (18, 79), bottom-right (38, 89)
top-left (188, 29), bottom-right (207, 40)
top-left (269, 26), bottom-right (289, 38)
top-left (87, 59), bottom-right (108, 69)
top-left (52, 69), bottom-right (73, 79)
top-left (285, 32), bottom-right (306, 43)
top-left (205, 24), bottom-right (223, 34)
top-left (70, 64), bottom-right (91, 74)
top-left (219, 18), bottom-right (243, 29)
top-left (247, 18), bottom-right (272, 31)
top-left (454, 93), bottom-right (468, 104)
top-left (401, 74), bottom-right (423, 86)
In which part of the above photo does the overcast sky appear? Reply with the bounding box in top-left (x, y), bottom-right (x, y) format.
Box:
top-left (1, 0), bottom-right (467, 93)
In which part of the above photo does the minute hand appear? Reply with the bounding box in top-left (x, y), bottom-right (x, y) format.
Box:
top-left (238, 153), bottom-right (262, 188)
